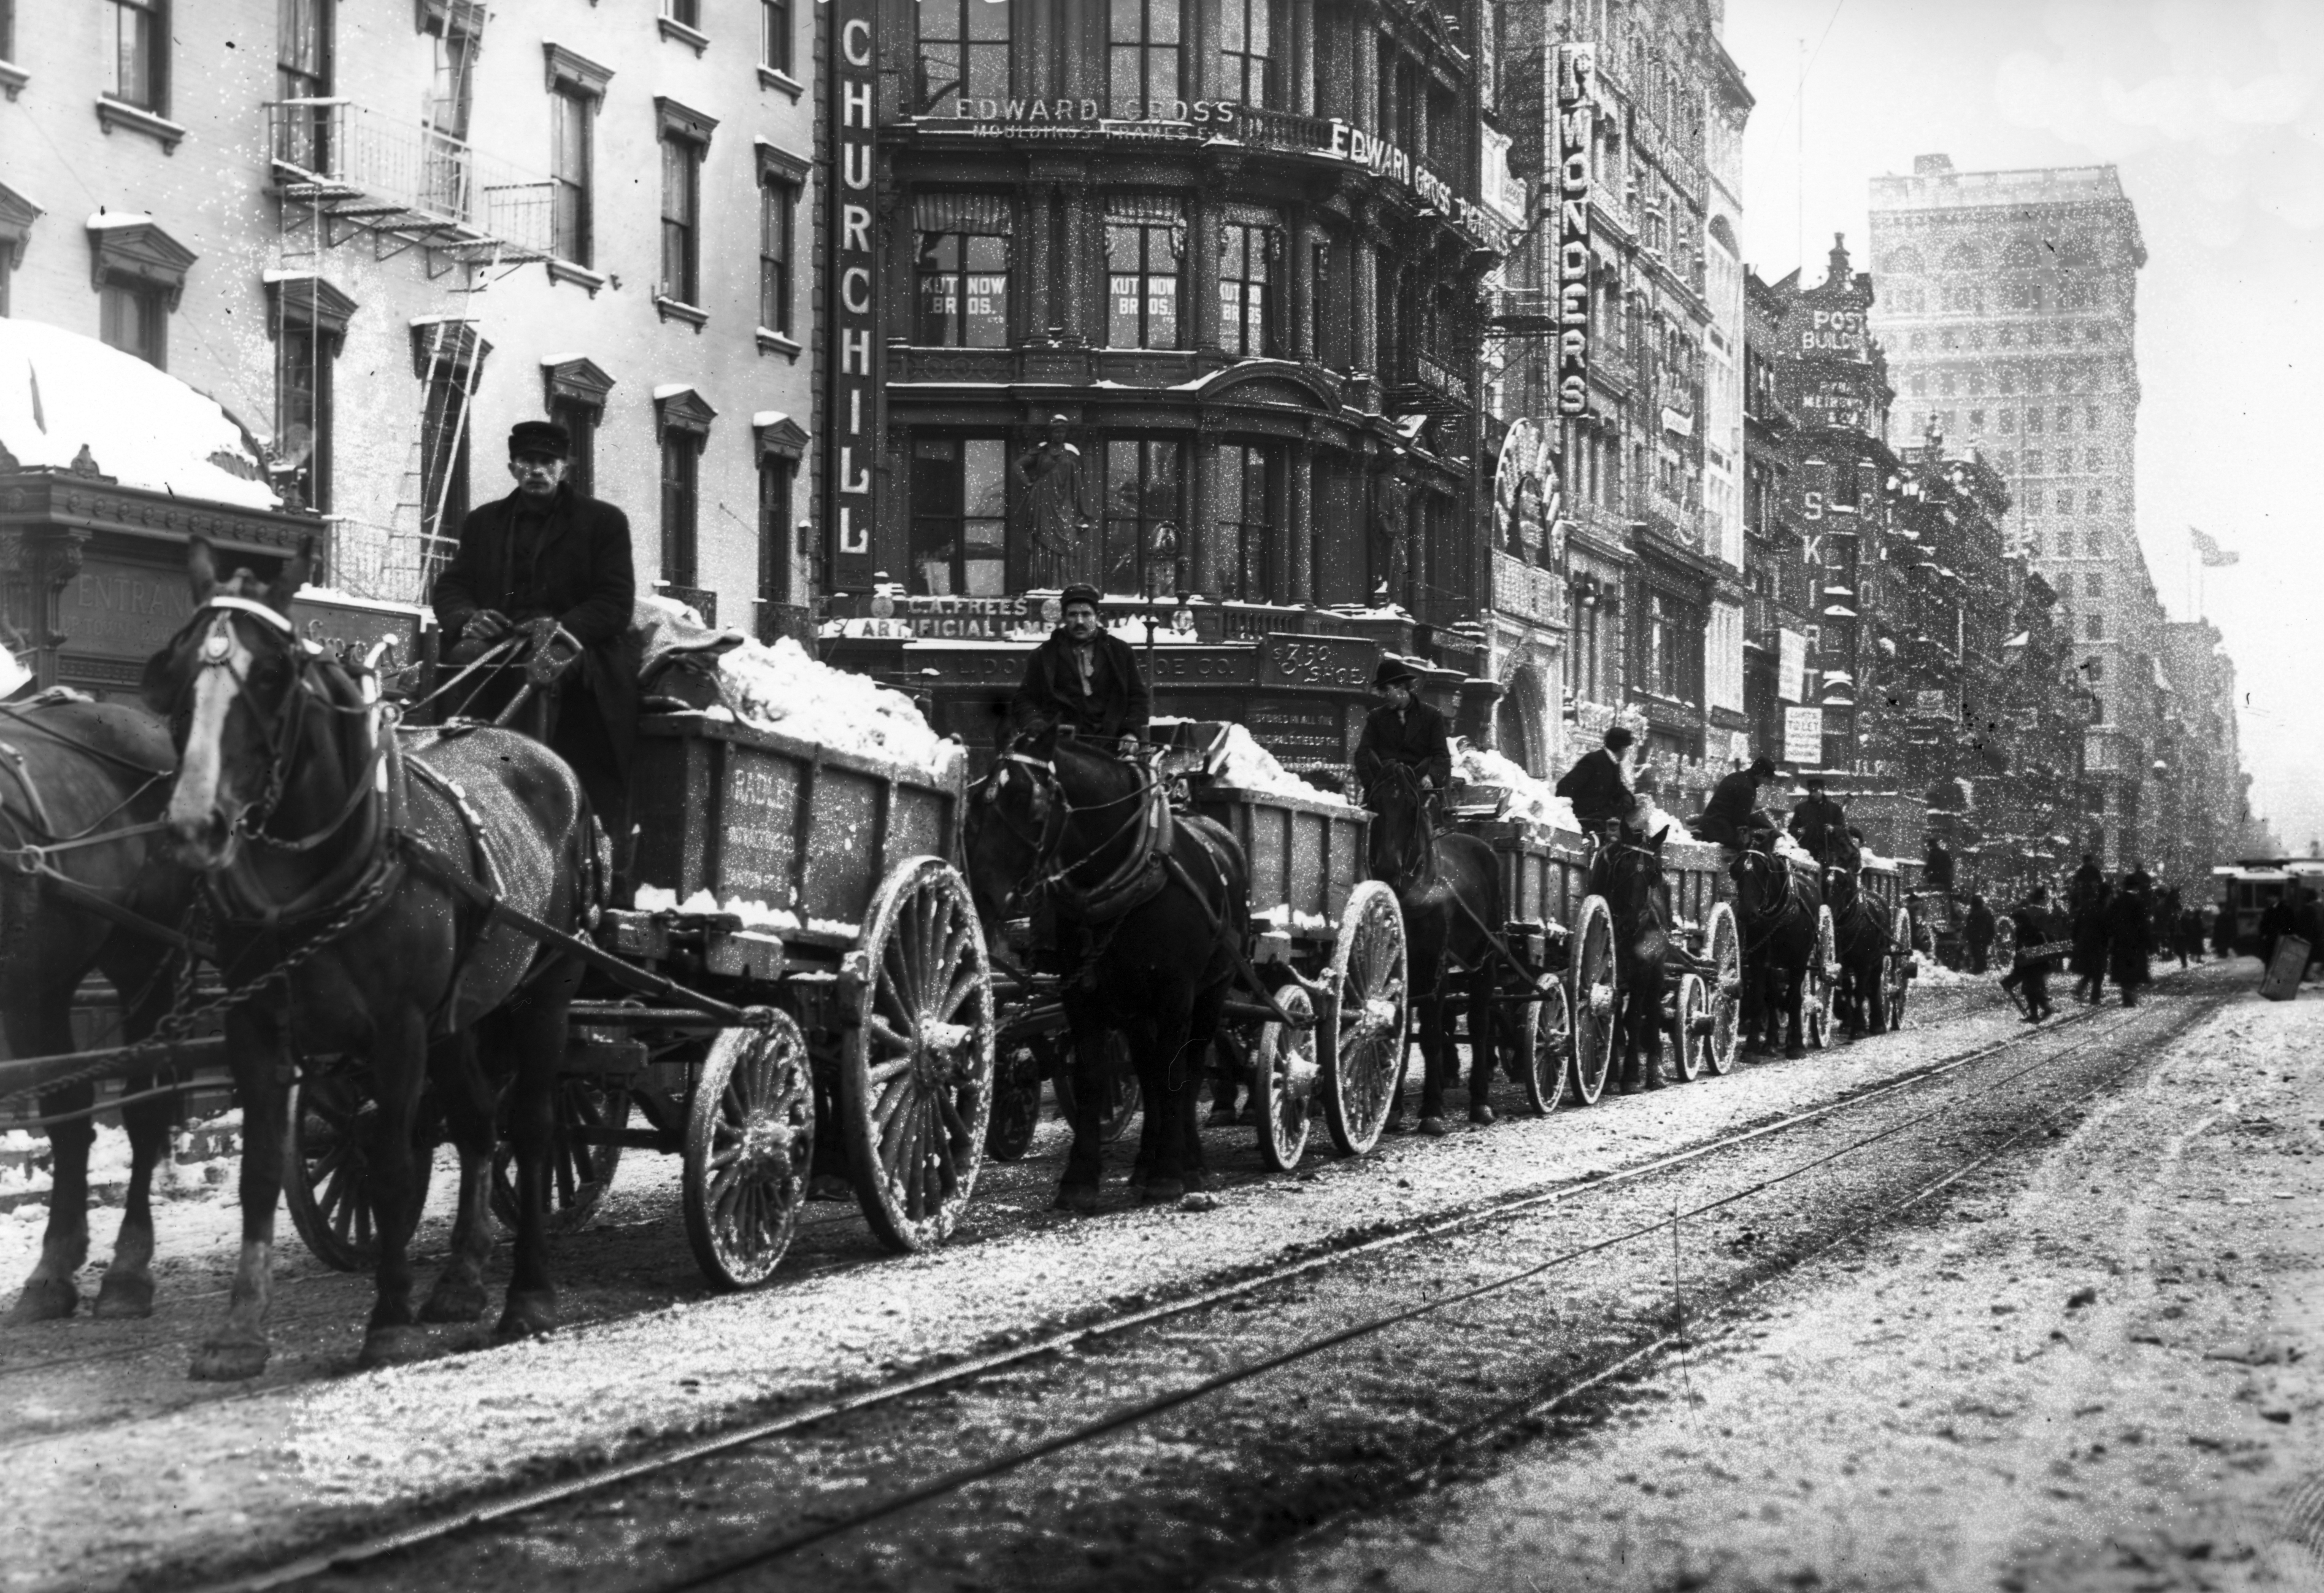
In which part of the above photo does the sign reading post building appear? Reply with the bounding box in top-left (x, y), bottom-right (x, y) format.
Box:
top-left (1553, 44), bottom-right (1596, 418)
top-left (826, 0), bottom-right (880, 592)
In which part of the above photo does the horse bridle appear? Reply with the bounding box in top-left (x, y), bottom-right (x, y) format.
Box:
top-left (1594, 835), bottom-right (1669, 938)
top-left (975, 745), bottom-right (1153, 907)
top-left (1367, 763), bottom-right (1438, 892)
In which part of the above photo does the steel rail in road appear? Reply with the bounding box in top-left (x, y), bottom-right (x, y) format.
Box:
top-left (191, 984), bottom-right (2217, 1593)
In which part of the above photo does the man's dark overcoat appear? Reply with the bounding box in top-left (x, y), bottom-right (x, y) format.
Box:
top-left (1353, 698), bottom-right (1452, 795)
top-left (1010, 628), bottom-right (1151, 742)
top-left (1553, 747), bottom-right (1632, 830)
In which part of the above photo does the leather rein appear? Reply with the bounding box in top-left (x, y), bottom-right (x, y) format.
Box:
top-left (980, 747), bottom-right (1168, 923)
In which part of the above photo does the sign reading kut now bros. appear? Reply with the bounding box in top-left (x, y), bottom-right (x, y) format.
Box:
top-left (1554, 44), bottom-right (1595, 417)
top-left (826, 0), bottom-right (879, 592)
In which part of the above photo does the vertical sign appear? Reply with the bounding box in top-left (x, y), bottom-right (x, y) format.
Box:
top-left (1553, 44), bottom-right (1595, 418)
top-left (827, 0), bottom-right (880, 592)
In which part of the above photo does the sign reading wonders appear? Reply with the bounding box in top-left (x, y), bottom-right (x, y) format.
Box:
top-left (826, 0), bottom-right (880, 592)
top-left (1553, 44), bottom-right (1596, 417)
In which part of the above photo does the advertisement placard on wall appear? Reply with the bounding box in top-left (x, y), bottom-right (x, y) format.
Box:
top-left (1783, 706), bottom-right (1825, 766)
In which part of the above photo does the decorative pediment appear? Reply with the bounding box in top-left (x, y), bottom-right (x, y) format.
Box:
top-left (542, 41), bottom-right (614, 98)
top-left (753, 412), bottom-right (807, 461)
top-left (85, 215), bottom-right (198, 307)
top-left (0, 182), bottom-right (40, 266)
top-left (264, 273), bottom-right (358, 345)
top-left (410, 317), bottom-right (490, 377)
top-left (655, 385), bottom-right (717, 437)
top-left (542, 355), bottom-right (616, 412)
top-left (1190, 360), bottom-right (1345, 414)
top-left (655, 96), bottom-right (718, 148)
top-left (755, 138), bottom-right (810, 186)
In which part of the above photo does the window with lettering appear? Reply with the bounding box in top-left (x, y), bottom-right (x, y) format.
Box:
top-left (1218, 219), bottom-right (1277, 357)
top-left (1106, 196), bottom-right (1183, 349)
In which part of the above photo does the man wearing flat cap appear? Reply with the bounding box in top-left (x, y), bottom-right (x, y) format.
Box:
top-left (1010, 584), bottom-right (1148, 754)
top-left (433, 418), bottom-right (639, 868)
top-left (1353, 657), bottom-right (1451, 802)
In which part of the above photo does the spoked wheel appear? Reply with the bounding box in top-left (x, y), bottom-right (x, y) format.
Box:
top-left (1803, 903), bottom-right (1838, 1050)
top-left (1515, 978), bottom-right (1572, 1115)
top-left (491, 1076), bottom-right (629, 1234)
top-left (1670, 971), bottom-right (1709, 1082)
top-left (1703, 901), bottom-right (1742, 1076)
top-left (1322, 880), bottom-right (1408, 1158)
top-left (1991, 915), bottom-right (2017, 968)
top-left (1568, 895), bottom-right (1617, 1105)
top-left (841, 856), bottom-right (996, 1254)
top-left (682, 1014), bottom-right (814, 1290)
top-left (1886, 904), bottom-right (1915, 1031)
top-left (983, 1044), bottom-right (1044, 1163)
top-left (283, 1065), bottom-right (434, 1272)
top-left (1253, 986), bottom-right (1319, 1172)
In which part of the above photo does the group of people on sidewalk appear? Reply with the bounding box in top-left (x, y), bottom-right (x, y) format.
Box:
top-left (1992, 857), bottom-right (2188, 1021)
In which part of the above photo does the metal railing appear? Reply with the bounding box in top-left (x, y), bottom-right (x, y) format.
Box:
top-left (327, 519), bottom-right (456, 608)
top-left (266, 99), bottom-right (555, 256)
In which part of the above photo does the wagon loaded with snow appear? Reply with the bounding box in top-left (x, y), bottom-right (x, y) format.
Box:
top-left (285, 617), bottom-right (995, 1291)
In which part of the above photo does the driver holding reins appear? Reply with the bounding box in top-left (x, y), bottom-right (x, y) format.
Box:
top-left (1009, 583), bottom-right (1149, 755)
top-left (1352, 657), bottom-right (1451, 815)
top-left (432, 419), bottom-right (639, 875)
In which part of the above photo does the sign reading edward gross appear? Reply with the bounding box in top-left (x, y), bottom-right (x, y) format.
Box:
top-left (1554, 45), bottom-right (1596, 417)
top-left (827, 0), bottom-right (879, 592)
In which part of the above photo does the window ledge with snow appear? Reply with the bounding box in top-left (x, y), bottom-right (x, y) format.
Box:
top-left (0, 60), bottom-right (27, 101)
top-left (654, 295), bottom-right (708, 331)
top-left (547, 258), bottom-right (606, 295)
top-left (658, 17), bottom-right (710, 55)
top-left (94, 97), bottom-right (186, 153)
top-left (755, 327), bottom-right (802, 362)
top-left (757, 66), bottom-right (804, 102)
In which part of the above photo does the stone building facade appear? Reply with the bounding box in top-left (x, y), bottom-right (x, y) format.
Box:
top-left (1868, 155), bottom-right (2159, 869)
top-left (0, 0), bottom-right (819, 636)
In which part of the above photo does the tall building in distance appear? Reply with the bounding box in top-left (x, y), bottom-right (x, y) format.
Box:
top-left (1868, 155), bottom-right (2157, 869)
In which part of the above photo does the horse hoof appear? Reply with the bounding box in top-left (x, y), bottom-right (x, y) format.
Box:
top-left (1179, 1192), bottom-right (1219, 1213)
top-left (92, 1273), bottom-right (155, 1320)
top-left (1785, 1045), bottom-right (1806, 1060)
top-left (1052, 1185), bottom-right (1101, 1215)
top-left (1207, 1104), bottom-right (1239, 1128)
top-left (358, 1325), bottom-right (432, 1368)
top-left (6, 1278), bottom-right (79, 1326)
top-left (1469, 1105), bottom-right (1496, 1127)
top-left (419, 1277), bottom-right (488, 1325)
top-left (494, 1293), bottom-right (558, 1343)
top-left (1182, 1168), bottom-right (1211, 1194)
top-left (188, 1337), bottom-right (269, 1382)
top-left (1420, 1116), bottom-right (1450, 1138)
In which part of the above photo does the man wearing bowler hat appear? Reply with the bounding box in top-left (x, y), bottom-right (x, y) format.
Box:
top-left (1353, 656), bottom-right (1451, 807)
top-left (433, 418), bottom-right (640, 872)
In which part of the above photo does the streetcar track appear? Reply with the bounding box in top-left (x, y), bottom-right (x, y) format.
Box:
top-left (183, 986), bottom-right (2186, 1593)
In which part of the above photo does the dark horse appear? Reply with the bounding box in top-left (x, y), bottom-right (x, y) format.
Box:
top-left (1366, 762), bottom-right (1502, 1133)
top-left (142, 539), bottom-right (596, 1376)
top-left (2, 696), bottom-right (191, 1324)
top-left (1728, 844), bottom-right (1823, 1060)
top-left (1822, 841), bottom-right (1893, 1039)
top-left (1588, 823), bottom-right (1673, 1093)
top-left (963, 727), bottom-right (1245, 1209)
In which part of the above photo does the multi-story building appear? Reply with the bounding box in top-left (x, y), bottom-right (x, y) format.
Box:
top-left (1, 0), bottom-right (818, 638)
top-left (1868, 154), bottom-right (2158, 868)
top-left (1493, 0), bottom-right (1747, 800)
top-left (1740, 268), bottom-right (1809, 763)
top-left (2160, 619), bottom-right (2258, 882)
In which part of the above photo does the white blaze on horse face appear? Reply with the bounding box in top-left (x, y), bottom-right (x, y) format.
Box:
top-left (169, 617), bottom-right (252, 852)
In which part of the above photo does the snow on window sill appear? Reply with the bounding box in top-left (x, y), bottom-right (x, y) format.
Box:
top-left (756, 66), bottom-right (804, 102)
top-left (655, 295), bottom-right (708, 331)
top-left (658, 17), bottom-right (710, 56)
top-left (755, 327), bottom-right (802, 362)
top-left (95, 97), bottom-right (186, 154)
top-left (547, 258), bottom-right (607, 295)
top-left (0, 60), bottom-right (27, 101)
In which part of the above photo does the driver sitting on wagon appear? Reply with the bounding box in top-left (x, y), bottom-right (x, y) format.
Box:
top-left (1352, 657), bottom-right (1452, 820)
top-left (1009, 583), bottom-right (1150, 756)
top-left (1694, 755), bottom-right (1780, 863)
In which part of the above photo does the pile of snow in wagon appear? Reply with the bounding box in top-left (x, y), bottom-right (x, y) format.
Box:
top-left (1208, 722), bottom-right (1335, 800)
top-left (708, 636), bottom-right (961, 773)
top-left (1450, 740), bottom-right (1581, 835)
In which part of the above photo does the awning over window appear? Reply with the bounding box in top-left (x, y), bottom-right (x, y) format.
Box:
top-left (913, 192), bottom-right (1014, 235)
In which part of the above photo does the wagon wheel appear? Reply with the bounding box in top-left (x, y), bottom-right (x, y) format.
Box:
top-left (1885, 904), bottom-right (1915, 1032)
top-left (1803, 903), bottom-right (1838, 1050)
top-left (841, 856), bottom-right (996, 1254)
top-left (1703, 901), bottom-right (1742, 1077)
top-left (1253, 986), bottom-right (1318, 1172)
top-left (1515, 978), bottom-right (1571, 1116)
top-left (983, 1043), bottom-right (1044, 1163)
top-left (283, 1066), bottom-right (435, 1272)
top-left (1991, 914), bottom-right (2017, 968)
top-left (1568, 895), bottom-right (1617, 1105)
top-left (491, 1077), bottom-right (629, 1235)
top-left (1668, 971), bottom-right (1708, 1082)
top-left (1321, 880), bottom-right (1407, 1158)
top-left (682, 1014), bottom-right (814, 1290)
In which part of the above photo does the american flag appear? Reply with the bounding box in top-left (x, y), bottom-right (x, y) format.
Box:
top-left (2190, 526), bottom-right (2241, 567)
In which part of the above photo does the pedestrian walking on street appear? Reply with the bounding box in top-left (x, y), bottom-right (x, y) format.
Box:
top-left (2257, 892), bottom-right (2293, 973)
top-left (2071, 882), bottom-right (2113, 1005)
top-left (2069, 852), bottom-right (2106, 914)
top-left (1999, 885), bottom-right (2059, 1020)
top-left (2210, 901), bottom-right (2236, 960)
top-left (2108, 874), bottom-right (2153, 1007)
top-left (1963, 893), bottom-right (1997, 975)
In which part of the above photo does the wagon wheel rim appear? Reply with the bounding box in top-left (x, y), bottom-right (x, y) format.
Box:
top-left (1672, 972), bottom-right (1707, 1081)
top-left (1322, 881), bottom-right (1407, 1158)
top-left (1704, 902), bottom-right (1741, 1076)
top-left (982, 1044), bottom-right (1044, 1163)
top-left (284, 1071), bottom-right (377, 1270)
top-left (1568, 895), bottom-right (1615, 1105)
top-left (1888, 905), bottom-right (1913, 1029)
top-left (1256, 987), bottom-right (1317, 1172)
top-left (683, 1014), bottom-right (813, 1290)
top-left (491, 1078), bottom-right (628, 1234)
top-left (1523, 980), bottom-right (1572, 1114)
top-left (844, 857), bottom-right (995, 1254)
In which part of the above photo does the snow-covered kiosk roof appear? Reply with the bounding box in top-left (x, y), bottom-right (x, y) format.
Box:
top-left (0, 318), bottom-right (331, 695)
